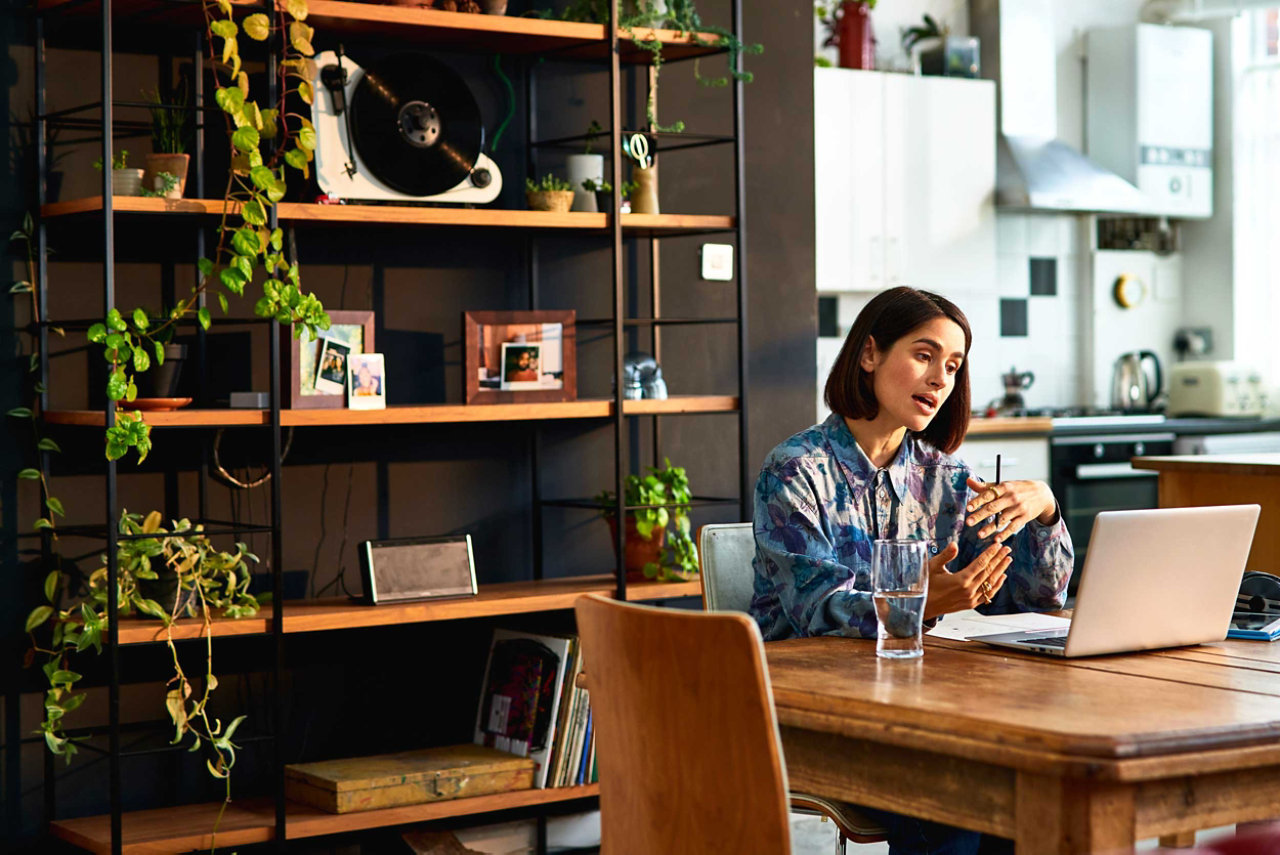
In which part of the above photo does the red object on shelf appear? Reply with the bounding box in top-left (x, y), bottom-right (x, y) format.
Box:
top-left (837, 0), bottom-right (876, 70)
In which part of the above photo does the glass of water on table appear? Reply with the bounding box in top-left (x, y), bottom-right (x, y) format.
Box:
top-left (872, 539), bottom-right (930, 659)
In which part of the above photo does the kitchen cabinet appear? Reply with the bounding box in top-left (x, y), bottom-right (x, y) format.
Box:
top-left (814, 68), bottom-right (997, 294)
top-left (955, 435), bottom-right (1050, 485)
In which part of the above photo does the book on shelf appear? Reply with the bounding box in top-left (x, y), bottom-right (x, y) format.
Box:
top-left (546, 636), bottom-right (582, 788)
top-left (576, 709), bottom-right (593, 786)
top-left (473, 629), bottom-right (574, 789)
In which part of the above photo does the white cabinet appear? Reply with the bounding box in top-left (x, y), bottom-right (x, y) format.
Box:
top-left (954, 436), bottom-right (1050, 485)
top-left (814, 68), bottom-right (997, 295)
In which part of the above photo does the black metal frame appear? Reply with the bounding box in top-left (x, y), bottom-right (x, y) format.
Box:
top-left (30, 1), bottom-right (749, 850)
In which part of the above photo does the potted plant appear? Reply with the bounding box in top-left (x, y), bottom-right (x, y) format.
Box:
top-left (816, 0), bottom-right (876, 70)
top-left (26, 510), bottom-right (261, 774)
top-left (93, 149), bottom-right (145, 197)
top-left (144, 84), bottom-right (192, 198)
top-left (525, 174), bottom-right (575, 212)
top-left (901, 13), bottom-right (945, 75)
top-left (567, 120), bottom-right (605, 212)
top-left (559, 0), bottom-right (761, 133)
top-left (582, 177), bottom-right (639, 214)
top-left (595, 459), bottom-right (698, 582)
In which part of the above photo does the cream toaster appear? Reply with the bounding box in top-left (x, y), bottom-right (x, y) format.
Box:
top-left (1168, 361), bottom-right (1267, 417)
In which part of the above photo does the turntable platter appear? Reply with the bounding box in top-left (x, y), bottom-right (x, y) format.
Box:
top-left (349, 54), bottom-right (485, 197)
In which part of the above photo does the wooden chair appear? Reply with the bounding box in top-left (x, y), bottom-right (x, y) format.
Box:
top-left (699, 522), bottom-right (889, 851)
top-left (575, 593), bottom-right (792, 854)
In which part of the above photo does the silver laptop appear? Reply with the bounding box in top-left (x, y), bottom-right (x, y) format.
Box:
top-left (970, 504), bottom-right (1260, 658)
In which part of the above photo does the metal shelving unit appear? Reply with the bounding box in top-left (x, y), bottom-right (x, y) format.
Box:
top-left (30, 1), bottom-right (748, 851)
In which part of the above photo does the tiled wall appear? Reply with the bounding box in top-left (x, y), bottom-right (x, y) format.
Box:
top-left (817, 212), bottom-right (1087, 421)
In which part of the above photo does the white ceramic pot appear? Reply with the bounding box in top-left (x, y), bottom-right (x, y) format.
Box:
top-left (111, 168), bottom-right (145, 197)
top-left (566, 154), bottom-right (604, 213)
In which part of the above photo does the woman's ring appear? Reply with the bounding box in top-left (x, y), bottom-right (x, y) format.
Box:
top-left (980, 580), bottom-right (992, 595)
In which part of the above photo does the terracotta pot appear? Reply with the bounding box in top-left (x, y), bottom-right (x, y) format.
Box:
top-left (144, 152), bottom-right (190, 198)
top-left (606, 515), bottom-right (667, 583)
top-left (526, 189), bottom-right (575, 213)
top-left (837, 0), bottom-right (876, 70)
top-left (481, 0), bottom-right (506, 12)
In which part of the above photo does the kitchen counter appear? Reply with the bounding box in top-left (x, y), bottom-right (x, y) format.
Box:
top-left (1131, 453), bottom-right (1280, 573)
top-left (965, 415), bottom-right (1280, 438)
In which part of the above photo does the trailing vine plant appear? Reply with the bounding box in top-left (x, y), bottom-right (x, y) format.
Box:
top-left (558, 0), bottom-right (762, 133)
top-left (17, 0), bottom-right (328, 832)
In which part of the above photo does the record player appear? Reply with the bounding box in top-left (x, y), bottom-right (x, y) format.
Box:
top-left (311, 50), bottom-right (502, 204)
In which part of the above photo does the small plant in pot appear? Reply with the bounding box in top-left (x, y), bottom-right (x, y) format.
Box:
top-left (144, 83), bottom-right (192, 198)
top-left (566, 120), bottom-right (605, 212)
top-left (582, 178), bottom-right (639, 215)
top-left (594, 458), bottom-right (698, 582)
top-left (525, 174), bottom-right (575, 213)
top-left (93, 149), bottom-right (145, 197)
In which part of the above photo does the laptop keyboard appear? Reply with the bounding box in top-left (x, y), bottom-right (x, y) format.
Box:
top-left (1017, 635), bottom-right (1067, 648)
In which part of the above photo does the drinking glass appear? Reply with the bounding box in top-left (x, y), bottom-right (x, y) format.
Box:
top-left (872, 539), bottom-right (930, 659)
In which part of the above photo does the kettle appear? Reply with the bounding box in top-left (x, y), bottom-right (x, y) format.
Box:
top-left (1111, 350), bottom-right (1163, 413)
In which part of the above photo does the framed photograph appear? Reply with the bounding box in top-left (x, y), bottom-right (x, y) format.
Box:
top-left (500, 342), bottom-right (543, 391)
top-left (464, 310), bottom-right (576, 404)
top-left (281, 310), bottom-right (375, 409)
top-left (314, 337), bottom-right (352, 395)
top-left (348, 352), bottom-right (386, 410)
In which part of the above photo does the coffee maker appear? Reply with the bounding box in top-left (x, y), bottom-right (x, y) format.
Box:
top-left (992, 366), bottom-right (1035, 415)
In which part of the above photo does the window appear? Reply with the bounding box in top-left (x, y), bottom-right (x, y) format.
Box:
top-left (1233, 8), bottom-right (1280, 369)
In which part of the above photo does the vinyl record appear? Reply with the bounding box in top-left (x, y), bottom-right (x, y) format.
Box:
top-left (349, 54), bottom-right (484, 197)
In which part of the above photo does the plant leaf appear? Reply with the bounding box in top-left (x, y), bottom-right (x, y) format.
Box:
top-left (132, 346), bottom-right (150, 373)
top-left (25, 605), bottom-right (53, 632)
top-left (18, 468), bottom-right (41, 479)
top-left (286, 0), bottom-right (308, 19)
top-left (231, 125), bottom-right (259, 154)
top-left (242, 12), bottom-right (270, 40)
top-left (154, 340), bottom-right (165, 365)
top-left (209, 18), bottom-right (237, 38)
top-left (87, 322), bottom-right (107, 343)
top-left (242, 198), bottom-right (267, 226)
top-left (132, 308), bottom-right (149, 330)
top-left (288, 21), bottom-right (315, 55)
top-left (298, 80), bottom-right (313, 105)
top-left (197, 307), bottom-right (211, 331)
top-left (218, 292), bottom-right (229, 314)
top-left (45, 497), bottom-right (65, 518)
top-left (296, 122), bottom-right (317, 152)
top-left (106, 308), bottom-right (126, 331)
top-left (44, 570), bottom-right (59, 601)
top-left (214, 86), bottom-right (245, 115)
top-left (7, 407), bottom-right (32, 418)
top-left (37, 437), bottom-right (61, 453)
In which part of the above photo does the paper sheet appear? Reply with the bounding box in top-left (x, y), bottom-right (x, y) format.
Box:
top-left (925, 609), bottom-right (1072, 641)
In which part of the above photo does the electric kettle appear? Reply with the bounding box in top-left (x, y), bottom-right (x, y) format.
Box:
top-left (1111, 350), bottom-right (1163, 413)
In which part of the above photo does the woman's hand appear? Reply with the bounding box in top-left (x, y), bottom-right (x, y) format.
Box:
top-left (923, 542), bottom-right (1011, 620)
top-left (964, 477), bottom-right (1059, 544)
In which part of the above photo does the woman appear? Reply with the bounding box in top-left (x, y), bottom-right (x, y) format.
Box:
top-left (751, 286), bottom-right (1072, 854)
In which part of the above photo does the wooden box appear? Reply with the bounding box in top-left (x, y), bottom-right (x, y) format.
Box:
top-left (285, 744), bottom-right (535, 814)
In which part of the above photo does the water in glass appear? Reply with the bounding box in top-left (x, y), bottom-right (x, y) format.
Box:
top-left (872, 540), bottom-right (929, 659)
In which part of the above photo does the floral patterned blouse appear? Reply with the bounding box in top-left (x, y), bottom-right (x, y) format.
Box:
top-left (751, 413), bottom-right (1073, 640)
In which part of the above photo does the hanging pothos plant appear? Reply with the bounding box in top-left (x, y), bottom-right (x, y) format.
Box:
top-left (15, 0), bottom-right (327, 832)
top-left (558, 0), bottom-right (762, 132)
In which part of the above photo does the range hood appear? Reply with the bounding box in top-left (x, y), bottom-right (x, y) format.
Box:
top-left (970, 0), bottom-right (1153, 213)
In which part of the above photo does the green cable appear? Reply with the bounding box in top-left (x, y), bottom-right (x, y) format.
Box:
top-left (491, 53), bottom-right (515, 152)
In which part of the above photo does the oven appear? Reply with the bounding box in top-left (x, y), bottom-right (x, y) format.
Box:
top-left (1049, 431), bottom-right (1175, 593)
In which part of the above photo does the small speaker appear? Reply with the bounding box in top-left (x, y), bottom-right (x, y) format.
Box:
top-left (359, 535), bottom-right (477, 605)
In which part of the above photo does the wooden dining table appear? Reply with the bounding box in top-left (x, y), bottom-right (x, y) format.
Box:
top-left (765, 632), bottom-right (1280, 854)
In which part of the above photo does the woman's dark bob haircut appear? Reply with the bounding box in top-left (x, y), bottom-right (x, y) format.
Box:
top-left (824, 286), bottom-right (972, 454)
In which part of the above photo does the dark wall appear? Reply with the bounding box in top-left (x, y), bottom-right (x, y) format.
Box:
top-left (0, 0), bottom-right (815, 845)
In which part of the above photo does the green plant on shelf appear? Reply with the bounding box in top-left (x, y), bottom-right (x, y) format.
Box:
top-left (91, 149), bottom-right (130, 171)
top-left (583, 119), bottom-right (604, 154)
top-left (144, 83), bottom-right (192, 155)
top-left (26, 511), bottom-right (262, 794)
top-left (581, 177), bottom-right (639, 197)
top-left (526, 174), bottom-right (575, 192)
top-left (556, 0), bottom-right (762, 133)
top-left (594, 458), bottom-right (699, 582)
top-left (141, 171), bottom-right (181, 198)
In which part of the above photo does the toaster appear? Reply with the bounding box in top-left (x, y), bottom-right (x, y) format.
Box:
top-left (1167, 361), bottom-right (1268, 417)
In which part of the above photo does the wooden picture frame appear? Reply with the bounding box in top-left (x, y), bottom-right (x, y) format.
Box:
top-left (281, 310), bottom-right (375, 409)
top-left (464, 311), bottom-right (576, 405)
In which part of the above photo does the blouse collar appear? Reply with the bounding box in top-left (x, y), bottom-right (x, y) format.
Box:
top-left (821, 413), bottom-right (911, 503)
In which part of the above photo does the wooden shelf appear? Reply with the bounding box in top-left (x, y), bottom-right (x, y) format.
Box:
top-left (114, 575), bottom-right (704, 644)
top-left (40, 197), bottom-right (736, 233)
top-left (42, 395), bottom-right (740, 428)
top-left (50, 784), bottom-right (601, 853)
top-left (37, 0), bottom-right (727, 62)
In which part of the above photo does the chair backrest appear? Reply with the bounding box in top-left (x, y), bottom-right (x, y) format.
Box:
top-left (574, 593), bottom-right (791, 855)
top-left (699, 521), bottom-right (757, 613)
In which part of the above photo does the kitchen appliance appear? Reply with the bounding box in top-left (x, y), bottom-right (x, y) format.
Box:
top-left (994, 366), bottom-right (1035, 414)
top-left (1049, 430), bottom-right (1175, 594)
top-left (1167, 361), bottom-right (1268, 418)
top-left (1111, 350), bottom-right (1163, 413)
top-left (1086, 24), bottom-right (1214, 218)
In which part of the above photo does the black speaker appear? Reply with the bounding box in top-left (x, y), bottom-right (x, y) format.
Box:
top-left (359, 535), bottom-right (477, 605)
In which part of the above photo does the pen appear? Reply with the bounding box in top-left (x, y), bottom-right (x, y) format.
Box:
top-left (995, 453), bottom-right (1002, 529)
